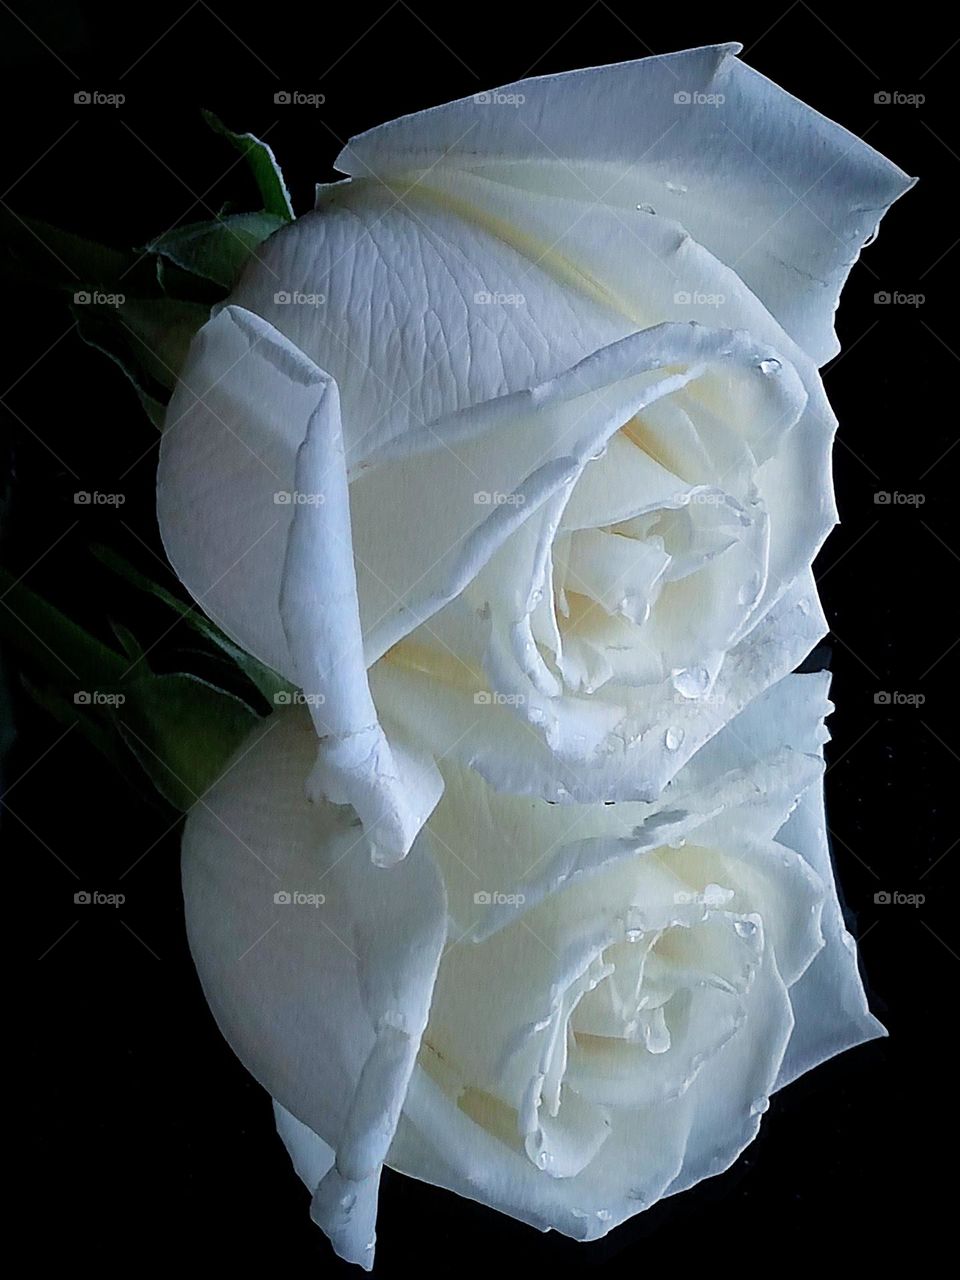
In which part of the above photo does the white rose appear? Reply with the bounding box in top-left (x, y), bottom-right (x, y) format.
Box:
top-left (157, 45), bottom-right (913, 863)
top-left (183, 673), bottom-right (883, 1266)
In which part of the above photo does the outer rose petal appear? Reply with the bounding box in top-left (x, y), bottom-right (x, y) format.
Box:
top-left (181, 709), bottom-right (447, 1267)
top-left (158, 306), bottom-right (441, 862)
top-left (773, 754), bottom-right (887, 1086)
top-left (334, 43), bottom-right (915, 364)
top-left (680, 668), bottom-right (885, 1080)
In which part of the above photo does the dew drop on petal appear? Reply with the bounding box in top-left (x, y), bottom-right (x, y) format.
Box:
top-left (750, 1096), bottom-right (770, 1116)
top-left (671, 665), bottom-right (711, 698)
top-left (663, 726), bottom-right (685, 751)
top-left (636, 202), bottom-right (657, 214)
top-left (757, 358), bottom-right (782, 375)
top-left (734, 918), bottom-right (758, 939)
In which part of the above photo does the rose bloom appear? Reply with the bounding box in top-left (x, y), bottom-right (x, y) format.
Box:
top-left (183, 673), bottom-right (883, 1266)
top-left (157, 45), bottom-right (913, 864)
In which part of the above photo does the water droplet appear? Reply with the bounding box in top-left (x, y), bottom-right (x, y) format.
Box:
top-left (664, 726), bottom-right (685, 751)
top-left (625, 927), bottom-right (644, 942)
top-left (671, 665), bottom-right (710, 699)
top-left (643, 1006), bottom-right (671, 1054)
top-left (665, 181), bottom-right (688, 194)
top-left (589, 444), bottom-right (608, 461)
top-left (734, 918), bottom-right (758, 939)
top-left (757, 357), bottom-right (782, 375)
top-left (750, 1096), bottom-right (770, 1116)
top-left (636, 202), bottom-right (657, 214)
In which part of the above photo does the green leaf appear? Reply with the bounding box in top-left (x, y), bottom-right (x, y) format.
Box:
top-left (110, 620), bottom-right (144, 663)
top-left (148, 212), bottom-right (287, 290)
top-left (21, 675), bottom-right (142, 789)
top-left (117, 672), bottom-right (257, 810)
top-left (155, 255), bottom-right (226, 306)
top-left (0, 209), bottom-right (156, 294)
top-left (93, 546), bottom-right (292, 703)
top-left (0, 568), bottom-right (126, 692)
top-left (203, 110), bottom-right (294, 221)
top-left (72, 295), bottom-right (209, 401)
top-left (0, 571), bottom-right (264, 809)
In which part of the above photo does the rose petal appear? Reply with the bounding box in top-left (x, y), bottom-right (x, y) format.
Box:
top-left (335, 44), bottom-right (915, 363)
top-left (181, 708), bottom-right (447, 1267)
top-left (372, 568), bottom-right (828, 804)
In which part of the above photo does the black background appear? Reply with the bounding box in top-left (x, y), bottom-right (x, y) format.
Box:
top-left (4, 0), bottom-right (956, 1270)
